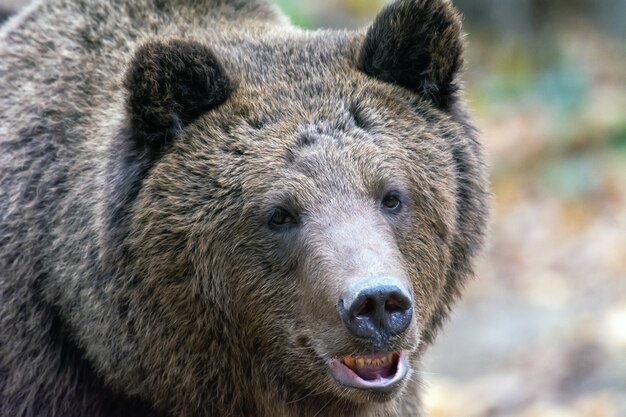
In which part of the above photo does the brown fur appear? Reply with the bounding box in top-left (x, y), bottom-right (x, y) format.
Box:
top-left (0, 1), bottom-right (488, 416)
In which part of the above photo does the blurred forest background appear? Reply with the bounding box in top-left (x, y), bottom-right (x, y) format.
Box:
top-left (277, 1), bottom-right (626, 416)
top-left (2, 0), bottom-right (625, 416)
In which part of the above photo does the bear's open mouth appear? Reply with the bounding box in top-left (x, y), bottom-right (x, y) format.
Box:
top-left (328, 352), bottom-right (408, 391)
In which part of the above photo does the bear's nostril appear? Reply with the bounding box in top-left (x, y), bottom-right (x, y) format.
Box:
top-left (357, 298), bottom-right (375, 317)
top-left (385, 297), bottom-right (402, 313)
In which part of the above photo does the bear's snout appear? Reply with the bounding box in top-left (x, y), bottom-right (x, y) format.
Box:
top-left (338, 276), bottom-right (413, 342)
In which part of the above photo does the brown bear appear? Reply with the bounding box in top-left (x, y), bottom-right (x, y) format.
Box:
top-left (0, 0), bottom-right (488, 416)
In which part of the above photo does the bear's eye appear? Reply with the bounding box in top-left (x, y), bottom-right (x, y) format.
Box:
top-left (269, 208), bottom-right (295, 228)
top-left (381, 193), bottom-right (402, 213)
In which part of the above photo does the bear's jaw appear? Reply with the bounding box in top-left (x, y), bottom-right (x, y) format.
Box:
top-left (328, 352), bottom-right (407, 392)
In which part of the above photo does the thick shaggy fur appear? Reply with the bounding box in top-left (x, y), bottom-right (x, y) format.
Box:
top-left (0, 1), bottom-right (489, 416)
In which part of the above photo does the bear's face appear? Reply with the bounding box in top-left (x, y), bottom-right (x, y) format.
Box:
top-left (106, 0), bottom-right (487, 413)
top-left (132, 68), bottom-right (458, 397)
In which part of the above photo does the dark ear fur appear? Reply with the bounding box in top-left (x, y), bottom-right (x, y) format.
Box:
top-left (359, 0), bottom-right (464, 109)
top-left (0, 6), bottom-right (15, 25)
top-left (103, 40), bottom-right (230, 259)
top-left (125, 39), bottom-right (231, 149)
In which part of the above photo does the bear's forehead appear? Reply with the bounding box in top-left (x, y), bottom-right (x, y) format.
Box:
top-left (191, 99), bottom-right (430, 206)
top-left (182, 32), bottom-right (454, 198)
top-left (206, 31), bottom-right (444, 133)
top-left (215, 31), bottom-right (357, 87)
top-left (237, 136), bottom-right (401, 210)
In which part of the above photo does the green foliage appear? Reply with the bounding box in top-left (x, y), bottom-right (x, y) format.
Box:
top-left (274, 0), bottom-right (313, 28)
top-left (609, 123), bottom-right (626, 151)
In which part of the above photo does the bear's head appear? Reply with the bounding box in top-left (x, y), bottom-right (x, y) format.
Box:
top-left (97, 0), bottom-right (488, 414)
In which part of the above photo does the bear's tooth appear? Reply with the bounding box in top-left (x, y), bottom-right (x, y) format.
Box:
top-left (343, 357), bottom-right (355, 369)
top-left (344, 354), bottom-right (397, 370)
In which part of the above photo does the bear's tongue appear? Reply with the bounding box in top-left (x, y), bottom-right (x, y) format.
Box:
top-left (342, 353), bottom-right (398, 381)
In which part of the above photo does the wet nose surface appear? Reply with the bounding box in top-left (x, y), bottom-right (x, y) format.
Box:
top-left (338, 277), bottom-right (412, 341)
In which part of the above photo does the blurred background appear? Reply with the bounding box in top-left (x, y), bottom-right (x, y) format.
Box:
top-left (2, 0), bottom-right (625, 416)
top-left (272, 0), bottom-right (626, 416)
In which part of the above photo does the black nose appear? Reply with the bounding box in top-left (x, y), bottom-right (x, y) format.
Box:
top-left (338, 277), bottom-right (412, 341)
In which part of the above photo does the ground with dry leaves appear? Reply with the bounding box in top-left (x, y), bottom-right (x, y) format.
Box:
top-left (423, 21), bottom-right (626, 417)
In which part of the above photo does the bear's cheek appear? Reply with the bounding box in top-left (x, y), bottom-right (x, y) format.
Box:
top-left (395, 208), bottom-right (456, 331)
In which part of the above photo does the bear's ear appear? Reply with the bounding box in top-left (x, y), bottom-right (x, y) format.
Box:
top-left (358, 0), bottom-right (464, 109)
top-left (124, 39), bottom-right (231, 150)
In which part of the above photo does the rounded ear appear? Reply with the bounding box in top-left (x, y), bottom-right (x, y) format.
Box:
top-left (358, 0), bottom-right (464, 109)
top-left (124, 39), bottom-right (231, 150)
